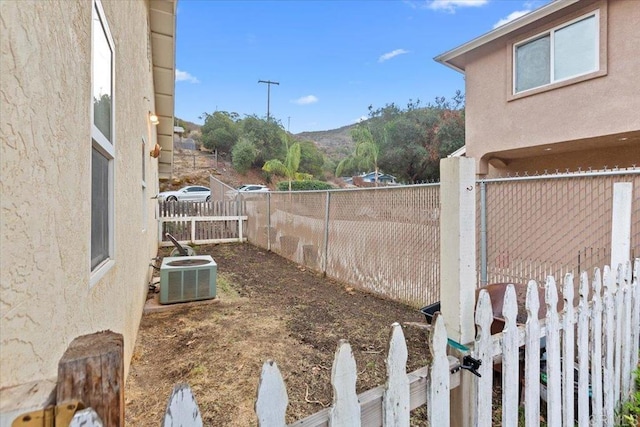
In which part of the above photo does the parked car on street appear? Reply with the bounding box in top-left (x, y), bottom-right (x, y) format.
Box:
top-left (225, 184), bottom-right (269, 199)
top-left (157, 185), bottom-right (211, 202)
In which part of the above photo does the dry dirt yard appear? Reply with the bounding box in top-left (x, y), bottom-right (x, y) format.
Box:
top-left (125, 243), bottom-right (432, 426)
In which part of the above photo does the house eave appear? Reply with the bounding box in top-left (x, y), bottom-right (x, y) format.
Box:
top-left (433, 0), bottom-right (581, 73)
top-left (149, 0), bottom-right (177, 180)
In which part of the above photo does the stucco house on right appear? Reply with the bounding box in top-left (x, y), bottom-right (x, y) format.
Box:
top-left (435, 0), bottom-right (639, 177)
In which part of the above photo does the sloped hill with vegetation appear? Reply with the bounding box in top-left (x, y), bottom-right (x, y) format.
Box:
top-left (296, 123), bottom-right (357, 161)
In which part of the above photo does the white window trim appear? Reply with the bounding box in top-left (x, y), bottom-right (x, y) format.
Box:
top-left (90, 0), bottom-right (116, 285)
top-left (513, 10), bottom-right (599, 95)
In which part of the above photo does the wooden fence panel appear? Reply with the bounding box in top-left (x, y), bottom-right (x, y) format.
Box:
top-left (576, 272), bottom-right (590, 426)
top-left (561, 273), bottom-right (575, 426)
top-left (383, 323), bottom-right (409, 427)
top-left (544, 276), bottom-right (562, 426)
top-left (427, 314), bottom-right (449, 426)
top-left (474, 289), bottom-right (493, 427)
top-left (256, 360), bottom-right (288, 427)
top-left (524, 281), bottom-right (541, 427)
top-left (613, 265), bottom-right (623, 407)
top-left (590, 268), bottom-right (604, 427)
top-left (501, 285), bottom-right (519, 427)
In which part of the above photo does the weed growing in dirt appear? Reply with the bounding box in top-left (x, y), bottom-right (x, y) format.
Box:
top-left (217, 273), bottom-right (239, 299)
top-left (617, 364), bottom-right (640, 427)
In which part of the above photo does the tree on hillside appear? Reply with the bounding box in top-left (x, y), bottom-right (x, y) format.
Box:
top-left (240, 115), bottom-right (287, 166)
top-left (262, 138), bottom-right (312, 191)
top-left (231, 137), bottom-right (258, 174)
top-left (335, 126), bottom-right (381, 183)
top-left (200, 111), bottom-right (240, 153)
top-left (297, 140), bottom-right (325, 179)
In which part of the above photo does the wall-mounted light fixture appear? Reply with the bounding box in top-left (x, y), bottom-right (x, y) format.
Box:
top-left (149, 112), bottom-right (160, 126)
top-left (150, 143), bottom-right (162, 158)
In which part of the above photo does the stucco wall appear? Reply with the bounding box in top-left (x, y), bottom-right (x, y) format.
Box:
top-left (464, 0), bottom-right (640, 173)
top-left (0, 0), bottom-right (160, 406)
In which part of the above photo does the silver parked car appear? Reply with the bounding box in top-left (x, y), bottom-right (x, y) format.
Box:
top-left (157, 185), bottom-right (211, 202)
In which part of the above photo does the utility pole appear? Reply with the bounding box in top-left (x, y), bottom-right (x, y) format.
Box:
top-left (258, 80), bottom-right (279, 121)
top-left (287, 116), bottom-right (291, 132)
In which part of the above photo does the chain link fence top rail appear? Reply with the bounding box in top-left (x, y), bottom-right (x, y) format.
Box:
top-left (476, 170), bottom-right (640, 287)
top-left (209, 174), bottom-right (237, 202)
top-left (245, 185), bottom-right (441, 308)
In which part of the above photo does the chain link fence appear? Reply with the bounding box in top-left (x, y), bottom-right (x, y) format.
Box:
top-left (477, 169), bottom-right (640, 287)
top-left (245, 185), bottom-right (441, 307)
top-left (243, 168), bottom-right (639, 309)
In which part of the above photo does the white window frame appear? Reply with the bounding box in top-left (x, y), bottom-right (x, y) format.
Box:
top-left (90, 0), bottom-right (116, 285)
top-left (513, 10), bottom-right (599, 95)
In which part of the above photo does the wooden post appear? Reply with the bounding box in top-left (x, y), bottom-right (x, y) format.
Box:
top-left (610, 182), bottom-right (632, 270)
top-left (439, 157), bottom-right (476, 427)
top-left (57, 331), bottom-right (124, 427)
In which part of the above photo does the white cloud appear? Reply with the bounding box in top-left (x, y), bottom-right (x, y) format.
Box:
top-left (493, 10), bottom-right (531, 28)
top-left (175, 69), bottom-right (200, 83)
top-left (426, 0), bottom-right (488, 12)
top-left (378, 49), bottom-right (409, 63)
top-left (292, 95), bottom-right (318, 105)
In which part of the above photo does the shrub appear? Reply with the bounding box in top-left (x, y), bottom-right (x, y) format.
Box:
top-left (231, 138), bottom-right (257, 174)
top-left (276, 180), bottom-right (334, 191)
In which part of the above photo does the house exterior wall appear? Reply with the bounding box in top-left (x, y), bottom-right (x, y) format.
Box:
top-left (0, 0), bottom-right (160, 415)
top-left (463, 0), bottom-right (640, 175)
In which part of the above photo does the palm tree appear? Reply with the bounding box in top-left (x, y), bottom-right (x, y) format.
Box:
top-left (335, 126), bottom-right (381, 185)
top-left (262, 138), bottom-right (311, 191)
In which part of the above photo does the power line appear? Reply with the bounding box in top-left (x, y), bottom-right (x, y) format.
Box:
top-left (258, 80), bottom-right (279, 121)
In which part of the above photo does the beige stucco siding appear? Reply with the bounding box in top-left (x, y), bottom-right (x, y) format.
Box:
top-left (464, 0), bottom-right (640, 172)
top-left (0, 0), bottom-right (159, 398)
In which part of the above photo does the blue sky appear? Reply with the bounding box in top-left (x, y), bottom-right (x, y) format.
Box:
top-left (174, 0), bottom-right (549, 134)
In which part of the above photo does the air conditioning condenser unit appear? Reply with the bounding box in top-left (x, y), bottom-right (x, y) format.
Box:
top-left (160, 255), bottom-right (217, 304)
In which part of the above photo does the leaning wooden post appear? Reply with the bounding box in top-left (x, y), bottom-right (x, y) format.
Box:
top-left (439, 156), bottom-right (477, 427)
top-left (57, 331), bottom-right (124, 427)
top-left (610, 182), bottom-right (632, 270)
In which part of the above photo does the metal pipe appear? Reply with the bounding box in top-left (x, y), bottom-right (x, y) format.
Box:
top-left (267, 192), bottom-right (271, 252)
top-left (322, 191), bottom-right (331, 275)
top-left (480, 181), bottom-right (488, 286)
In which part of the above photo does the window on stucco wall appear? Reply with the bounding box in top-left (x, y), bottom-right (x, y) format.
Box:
top-left (514, 11), bottom-right (599, 94)
top-left (91, 0), bottom-right (115, 279)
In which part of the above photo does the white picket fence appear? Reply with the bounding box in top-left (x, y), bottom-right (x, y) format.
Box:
top-left (74, 260), bottom-right (639, 426)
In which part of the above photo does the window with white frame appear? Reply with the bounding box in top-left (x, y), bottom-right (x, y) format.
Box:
top-left (91, 0), bottom-right (115, 272)
top-left (514, 12), bottom-right (598, 94)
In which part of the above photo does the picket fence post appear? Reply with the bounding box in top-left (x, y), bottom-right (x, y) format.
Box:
top-left (427, 314), bottom-right (450, 426)
top-left (329, 340), bottom-right (360, 427)
top-left (590, 267), bottom-right (604, 426)
top-left (544, 276), bottom-right (562, 426)
top-left (631, 259), bottom-right (640, 382)
top-left (501, 285), bottom-right (519, 427)
top-left (162, 384), bottom-right (203, 427)
top-left (256, 360), bottom-right (288, 427)
top-left (524, 280), bottom-right (541, 427)
top-left (620, 261), bottom-right (633, 400)
top-left (383, 323), bottom-right (410, 427)
top-left (576, 271), bottom-right (590, 426)
top-left (474, 289), bottom-right (493, 427)
top-left (602, 265), bottom-right (615, 426)
top-left (561, 273), bottom-right (575, 426)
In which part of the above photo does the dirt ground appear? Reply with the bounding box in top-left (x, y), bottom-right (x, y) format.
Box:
top-left (125, 243), bottom-right (432, 426)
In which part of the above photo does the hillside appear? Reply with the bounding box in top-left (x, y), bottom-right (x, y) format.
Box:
top-left (295, 123), bottom-right (357, 160)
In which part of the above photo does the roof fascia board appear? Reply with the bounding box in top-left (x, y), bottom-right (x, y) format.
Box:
top-left (434, 0), bottom-right (581, 72)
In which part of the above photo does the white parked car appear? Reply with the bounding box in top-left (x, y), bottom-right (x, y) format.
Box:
top-left (157, 185), bottom-right (211, 202)
top-left (225, 184), bottom-right (269, 198)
